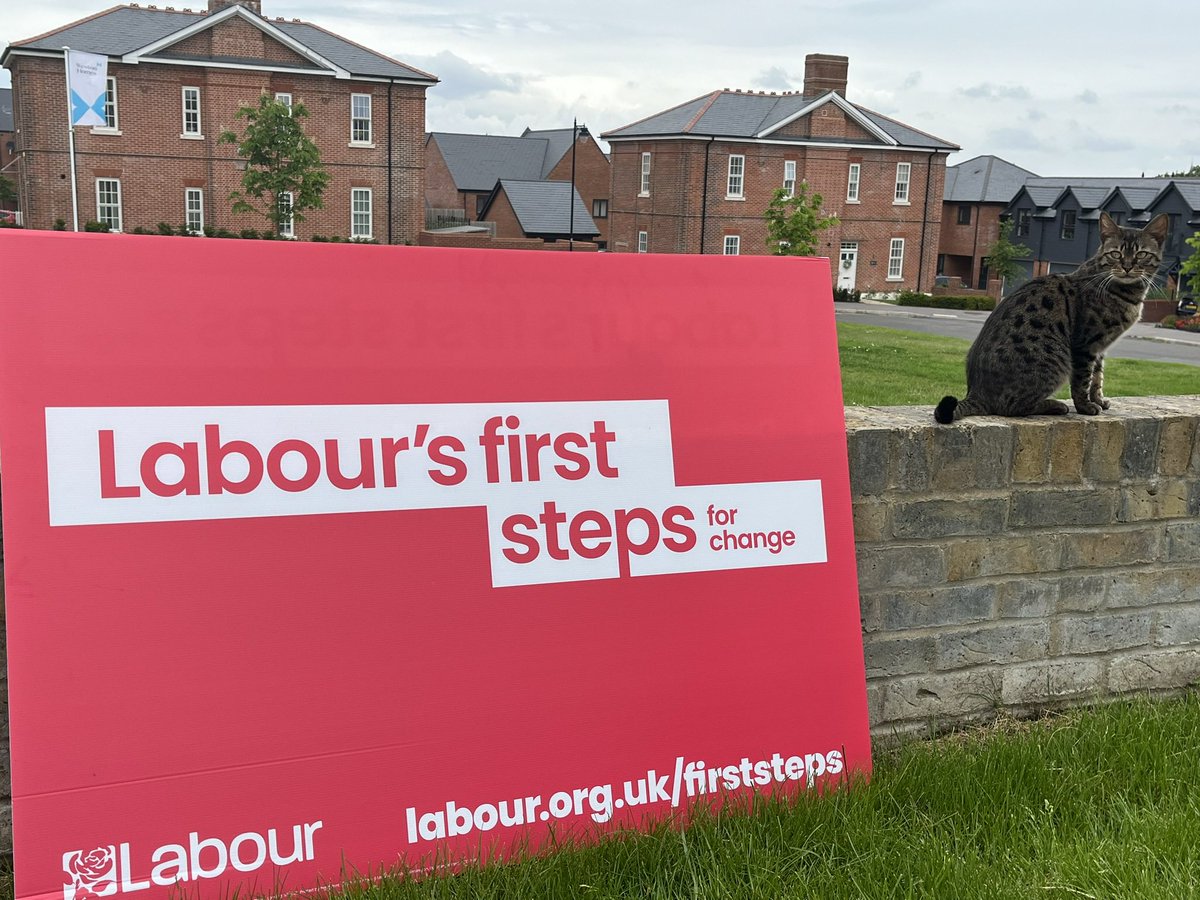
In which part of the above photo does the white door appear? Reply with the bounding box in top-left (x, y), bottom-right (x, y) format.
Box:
top-left (837, 242), bottom-right (858, 290)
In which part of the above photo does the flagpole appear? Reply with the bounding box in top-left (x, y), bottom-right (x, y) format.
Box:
top-left (63, 45), bottom-right (80, 231)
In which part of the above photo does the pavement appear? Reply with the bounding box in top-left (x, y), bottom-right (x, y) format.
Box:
top-left (835, 300), bottom-right (1200, 367)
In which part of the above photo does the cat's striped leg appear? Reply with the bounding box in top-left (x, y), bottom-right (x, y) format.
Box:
top-left (1088, 355), bottom-right (1111, 409)
top-left (1070, 350), bottom-right (1103, 415)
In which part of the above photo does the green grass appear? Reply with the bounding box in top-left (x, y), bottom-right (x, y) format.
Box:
top-left (837, 323), bottom-right (1200, 407)
top-left (324, 693), bottom-right (1200, 900)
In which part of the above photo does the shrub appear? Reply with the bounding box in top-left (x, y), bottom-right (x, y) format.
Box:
top-left (897, 290), bottom-right (996, 312)
top-left (83, 220), bottom-right (111, 232)
top-left (1158, 314), bottom-right (1177, 329)
top-left (53, 218), bottom-right (67, 231)
top-left (215, 228), bottom-right (238, 239)
top-left (156, 222), bottom-right (175, 236)
top-left (239, 228), bottom-right (261, 240)
top-left (833, 286), bottom-right (861, 303)
top-left (259, 230), bottom-right (278, 240)
top-left (131, 226), bottom-right (152, 235)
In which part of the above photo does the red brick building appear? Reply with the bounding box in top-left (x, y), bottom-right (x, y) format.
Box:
top-left (425, 127), bottom-right (610, 246)
top-left (601, 54), bottom-right (958, 293)
top-left (1, 0), bottom-right (437, 241)
top-left (939, 154), bottom-right (1037, 291)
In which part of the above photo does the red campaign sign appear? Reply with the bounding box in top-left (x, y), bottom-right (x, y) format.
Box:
top-left (0, 231), bottom-right (870, 900)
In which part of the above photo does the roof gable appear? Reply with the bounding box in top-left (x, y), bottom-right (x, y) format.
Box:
top-left (521, 127), bottom-right (575, 177)
top-left (481, 179), bottom-right (599, 237)
top-left (602, 88), bottom-right (956, 150)
top-left (125, 5), bottom-right (348, 77)
top-left (147, 9), bottom-right (323, 72)
top-left (1146, 180), bottom-right (1200, 214)
top-left (429, 133), bottom-right (550, 191)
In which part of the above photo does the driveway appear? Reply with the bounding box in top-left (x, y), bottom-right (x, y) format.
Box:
top-left (834, 302), bottom-right (1200, 368)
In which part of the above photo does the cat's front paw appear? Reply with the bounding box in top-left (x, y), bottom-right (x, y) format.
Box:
top-left (1091, 396), bottom-right (1111, 410)
top-left (1074, 400), bottom-right (1104, 416)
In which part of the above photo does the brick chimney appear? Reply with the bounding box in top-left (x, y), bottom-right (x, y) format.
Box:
top-left (208, 0), bottom-right (262, 14)
top-left (804, 54), bottom-right (849, 97)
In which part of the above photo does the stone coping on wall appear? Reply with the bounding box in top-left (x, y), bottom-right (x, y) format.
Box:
top-left (845, 396), bottom-right (1200, 738)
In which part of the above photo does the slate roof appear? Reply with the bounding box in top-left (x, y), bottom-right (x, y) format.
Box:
top-left (4, 4), bottom-right (436, 82)
top-left (430, 134), bottom-right (548, 192)
top-left (1009, 177), bottom-right (1200, 224)
top-left (484, 179), bottom-right (599, 237)
top-left (0, 88), bottom-right (13, 133)
top-left (944, 155), bottom-right (1038, 204)
top-left (1108, 185), bottom-right (1163, 211)
top-left (430, 130), bottom-right (591, 192)
top-left (602, 89), bottom-right (957, 151)
top-left (520, 127), bottom-right (576, 177)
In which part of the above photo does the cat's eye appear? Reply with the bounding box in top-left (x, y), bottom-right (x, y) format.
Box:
top-left (1135, 251), bottom-right (1152, 260)
top-left (1105, 251), bottom-right (1121, 260)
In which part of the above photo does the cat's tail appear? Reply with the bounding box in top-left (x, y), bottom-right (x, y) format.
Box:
top-left (934, 395), bottom-right (985, 424)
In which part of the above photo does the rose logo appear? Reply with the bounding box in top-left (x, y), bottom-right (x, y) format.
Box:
top-left (62, 846), bottom-right (117, 900)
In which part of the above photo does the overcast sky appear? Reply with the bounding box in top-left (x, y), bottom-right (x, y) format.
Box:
top-left (3, 0), bottom-right (1197, 178)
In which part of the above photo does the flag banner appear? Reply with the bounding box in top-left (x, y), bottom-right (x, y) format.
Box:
top-left (0, 231), bottom-right (872, 900)
top-left (66, 50), bottom-right (108, 127)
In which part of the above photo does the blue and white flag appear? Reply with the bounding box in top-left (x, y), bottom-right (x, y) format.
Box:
top-left (67, 50), bottom-right (109, 127)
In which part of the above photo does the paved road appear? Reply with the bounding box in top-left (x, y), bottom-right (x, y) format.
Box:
top-left (834, 302), bottom-right (1200, 368)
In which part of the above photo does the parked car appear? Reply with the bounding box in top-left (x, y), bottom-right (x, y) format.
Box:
top-left (1178, 296), bottom-right (1198, 317)
top-left (0, 210), bottom-right (18, 226)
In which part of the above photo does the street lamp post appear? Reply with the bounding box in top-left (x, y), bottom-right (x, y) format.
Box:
top-left (569, 119), bottom-right (588, 251)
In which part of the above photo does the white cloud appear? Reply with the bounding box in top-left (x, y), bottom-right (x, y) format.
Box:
top-left (0, 0), bottom-right (1191, 177)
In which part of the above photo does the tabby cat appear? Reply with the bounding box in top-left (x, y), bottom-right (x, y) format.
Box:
top-left (934, 212), bottom-right (1170, 423)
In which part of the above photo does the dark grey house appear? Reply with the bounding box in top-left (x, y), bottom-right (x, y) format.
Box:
top-left (1004, 176), bottom-right (1200, 293)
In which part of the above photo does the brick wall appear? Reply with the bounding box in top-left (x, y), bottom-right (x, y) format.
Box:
top-left (417, 231), bottom-right (598, 251)
top-left (7, 38), bottom-right (428, 242)
top-left (483, 188), bottom-right (524, 239)
top-left (543, 135), bottom-right (610, 247)
top-left (423, 137), bottom-right (466, 214)
top-left (1, 397), bottom-right (1195, 848)
top-left (848, 398), bottom-right (1200, 738)
top-left (938, 201), bottom-right (1007, 289)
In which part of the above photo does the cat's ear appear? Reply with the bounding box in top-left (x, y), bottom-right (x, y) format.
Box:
top-left (1098, 211), bottom-right (1120, 241)
top-left (1143, 214), bottom-right (1170, 245)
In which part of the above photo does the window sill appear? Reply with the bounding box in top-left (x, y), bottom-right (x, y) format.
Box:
top-left (180, 133), bottom-right (204, 140)
top-left (637, 191), bottom-right (650, 198)
top-left (348, 141), bottom-right (376, 149)
top-left (725, 195), bottom-right (745, 201)
top-left (90, 127), bottom-right (122, 136)
top-left (893, 200), bottom-right (911, 206)
top-left (846, 198), bottom-right (861, 204)
top-left (886, 276), bottom-right (904, 282)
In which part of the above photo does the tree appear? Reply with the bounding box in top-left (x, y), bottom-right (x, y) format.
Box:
top-left (0, 174), bottom-right (16, 207)
top-left (218, 94), bottom-right (330, 236)
top-left (764, 183), bottom-right (838, 257)
top-left (1157, 164), bottom-right (1200, 178)
top-left (984, 217), bottom-right (1031, 295)
top-left (1180, 230), bottom-right (1200, 298)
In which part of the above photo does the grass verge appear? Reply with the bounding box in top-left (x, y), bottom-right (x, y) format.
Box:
top-left (321, 692), bottom-right (1200, 900)
top-left (838, 323), bottom-right (1200, 407)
